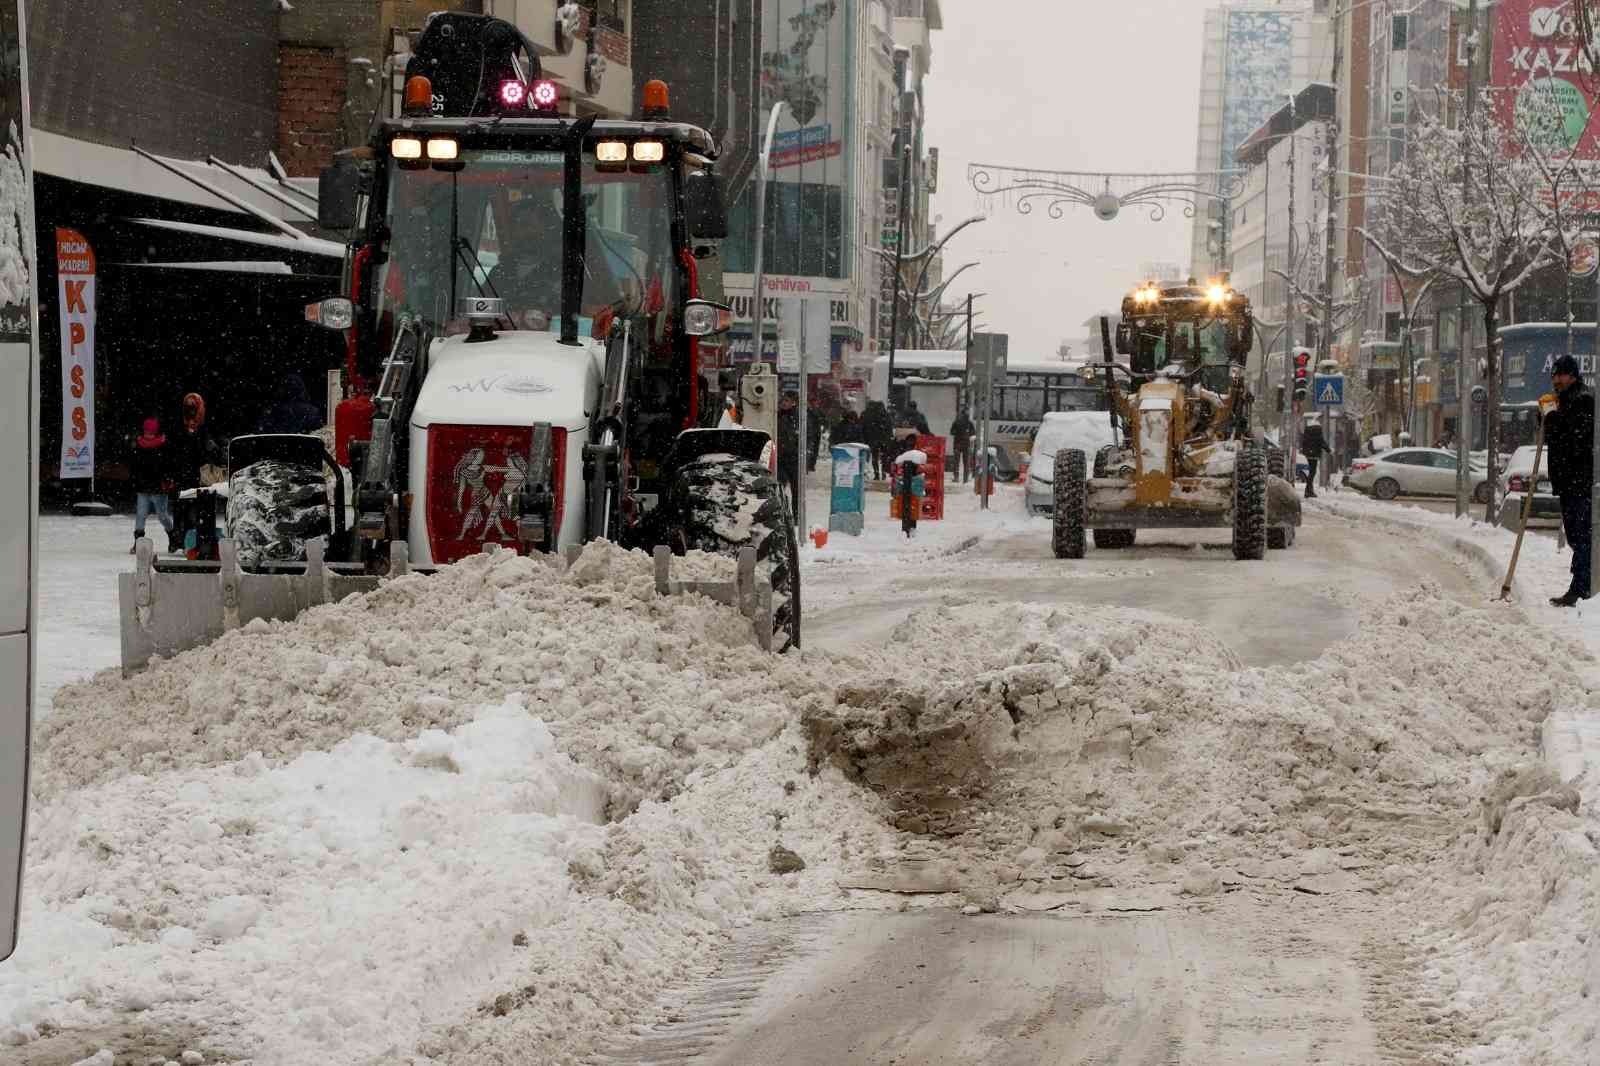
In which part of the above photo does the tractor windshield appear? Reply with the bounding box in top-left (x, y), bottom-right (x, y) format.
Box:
top-left (375, 148), bottom-right (677, 341)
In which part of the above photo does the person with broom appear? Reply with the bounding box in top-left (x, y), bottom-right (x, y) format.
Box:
top-left (1545, 354), bottom-right (1594, 607)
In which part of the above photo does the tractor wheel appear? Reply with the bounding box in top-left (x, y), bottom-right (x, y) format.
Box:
top-left (1266, 445), bottom-right (1287, 480)
top-left (1232, 442), bottom-right (1268, 561)
top-left (1267, 524), bottom-right (1296, 550)
top-left (672, 457), bottom-right (800, 653)
top-left (1093, 528), bottom-right (1136, 550)
top-left (1052, 449), bottom-right (1087, 560)
top-left (227, 459), bottom-right (331, 571)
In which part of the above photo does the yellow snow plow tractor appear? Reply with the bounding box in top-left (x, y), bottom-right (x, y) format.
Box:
top-left (1051, 278), bottom-right (1300, 560)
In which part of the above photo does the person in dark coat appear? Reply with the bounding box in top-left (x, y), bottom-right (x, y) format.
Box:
top-left (897, 433), bottom-right (922, 538)
top-left (167, 392), bottom-right (220, 491)
top-left (806, 403), bottom-right (824, 472)
top-left (1545, 353), bottom-right (1595, 606)
top-left (950, 410), bottom-right (976, 483)
top-left (129, 416), bottom-right (175, 552)
top-left (777, 391), bottom-right (801, 506)
top-left (257, 374), bottom-right (324, 435)
top-left (832, 409), bottom-right (863, 446)
top-left (1300, 422), bottom-right (1329, 498)
top-left (862, 400), bottom-right (894, 480)
top-left (906, 400), bottom-right (931, 434)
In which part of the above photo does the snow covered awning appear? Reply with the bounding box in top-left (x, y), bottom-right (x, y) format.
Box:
top-left (1234, 83), bottom-right (1337, 168)
top-left (33, 131), bottom-right (314, 224)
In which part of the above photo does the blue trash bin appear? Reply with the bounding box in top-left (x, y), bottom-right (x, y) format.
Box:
top-left (829, 443), bottom-right (869, 535)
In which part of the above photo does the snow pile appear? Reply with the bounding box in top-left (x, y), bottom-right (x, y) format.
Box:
top-left (42, 543), bottom-right (796, 812)
top-left (5, 697), bottom-right (612, 1060)
top-left (1308, 494), bottom-right (1600, 1063)
top-left (805, 585), bottom-right (1582, 899)
top-left (9, 543), bottom-right (903, 1063)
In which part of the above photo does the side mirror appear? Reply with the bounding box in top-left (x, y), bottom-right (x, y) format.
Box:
top-left (305, 297), bottom-right (354, 331)
top-left (318, 160), bottom-right (362, 231)
top-left (1114, 323), bottom-right (1133, 356)
top-left (684, 171), bottom-right (729, 241)
top-left (683, 299), bottom-right (733, 337)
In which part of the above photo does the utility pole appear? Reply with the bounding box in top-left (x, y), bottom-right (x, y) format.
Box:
top-left (1455, 0), bottom-right (1477, 518)
top-left (1592, 226), bottom-right (1600, 594)
top-left (1319, 0), bottom-right (1344, 490)
top-left (1284, 90), bottom-right (1299, 481)
top-left (884, 48), bottom-right (913, 415)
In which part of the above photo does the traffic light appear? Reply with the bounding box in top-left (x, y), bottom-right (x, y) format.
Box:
top-left (1292, 349), bottom-right (1312, 401)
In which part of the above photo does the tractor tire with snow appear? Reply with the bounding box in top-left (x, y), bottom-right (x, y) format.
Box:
top-left (1232, 442), bottom-right (1267, 561)
top-left (672, 457), bottom-right (801, 653)
top-left (1052, 449), bottom-right (1086, 560)
top-left (1267, 445), bottom-right (1286, 480)
top-left (1093, 528), bottom-right (1135, 550)
top-left (227, 459), bottom-right (332, 571)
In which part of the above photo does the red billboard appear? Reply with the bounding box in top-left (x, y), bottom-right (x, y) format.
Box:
top-left (1492, 0), bottom-right (1600, 159)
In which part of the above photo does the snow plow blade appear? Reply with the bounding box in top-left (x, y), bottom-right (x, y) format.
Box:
top-left (118, 537), bottom-right (395, 674)
top-left (120, 538), bottom-right (784, 674)
top-left (1084, 476), bottom-right (1235, 529)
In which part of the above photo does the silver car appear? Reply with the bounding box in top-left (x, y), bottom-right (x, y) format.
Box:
top-left (1499, 445), bottom-right (1561, 528)
top-left (1346, 447), bottom-right (1491, 503)
top-left (1025, 411), bottom-right (1119, 515)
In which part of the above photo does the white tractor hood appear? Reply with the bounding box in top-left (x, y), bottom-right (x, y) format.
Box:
top-left (411, 331), bottom-right (603, 431)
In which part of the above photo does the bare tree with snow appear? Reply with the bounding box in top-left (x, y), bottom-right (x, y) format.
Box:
top-left (1358, 91), bottom-right (1566, 520)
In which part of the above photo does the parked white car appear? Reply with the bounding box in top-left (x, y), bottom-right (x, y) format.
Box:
top-left (1498, 445), bottom-right (1561, 528)
top-left (1024, 411), bottom-right (1120, 516)
top-left (1346, 447), bottom-right (1491, 503)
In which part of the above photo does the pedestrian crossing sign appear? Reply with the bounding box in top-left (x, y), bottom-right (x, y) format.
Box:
top-left (1313, 374), bottom-right (1344, 407)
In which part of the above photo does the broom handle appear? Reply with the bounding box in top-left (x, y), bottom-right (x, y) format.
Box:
top-left (1501, 421), bottom-right (1546, 598)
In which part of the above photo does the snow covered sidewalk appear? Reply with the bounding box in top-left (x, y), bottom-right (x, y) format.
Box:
top-left (1309, 493), bottom-right (1600, 1063)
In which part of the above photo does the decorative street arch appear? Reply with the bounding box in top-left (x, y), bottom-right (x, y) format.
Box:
top-left (967, 163), bottom-right (1247, 225)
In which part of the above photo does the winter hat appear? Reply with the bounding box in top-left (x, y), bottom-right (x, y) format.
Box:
top-left (142, 417), bottom-right (160, 436)
top-left (1554, 354), bottom-right (1583, 378)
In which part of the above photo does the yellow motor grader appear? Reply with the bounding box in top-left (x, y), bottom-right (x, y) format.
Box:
top-left (1052, 278), bottom-right (1299, 560)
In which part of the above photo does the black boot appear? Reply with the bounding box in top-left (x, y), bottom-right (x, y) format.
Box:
top-left (1552, 588), bottom-right (1583, 607)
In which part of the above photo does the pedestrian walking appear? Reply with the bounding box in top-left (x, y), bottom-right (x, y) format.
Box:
top-left (896, 434), bottom-right (926, 539)
top-left (1300, 422), bottom-right (1329, 499)
top-left (777, 391), bottom-right (801, 508)
top-left (862, 400), bottom-right (894, 480)
top-left (130, 416), bottom-right (175, 553)
top-left (950, 409), bottom-right (976, 483)
top-left (1544, 353), bottom-right (1594, 607)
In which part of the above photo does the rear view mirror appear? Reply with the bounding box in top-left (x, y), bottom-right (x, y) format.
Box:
top-left (684, 171), bottom-right (729, 240)
top-left (318, 160), bottom-right (362, 231)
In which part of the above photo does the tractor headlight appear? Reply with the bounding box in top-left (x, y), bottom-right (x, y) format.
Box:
top-left (683, 299), bottom-right (733, 337)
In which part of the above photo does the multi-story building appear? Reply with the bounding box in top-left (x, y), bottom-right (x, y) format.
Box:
top-left (1231, 84), bottom-right (1334, 404)
top-left (1189, 0), bottom-right (1330, 280)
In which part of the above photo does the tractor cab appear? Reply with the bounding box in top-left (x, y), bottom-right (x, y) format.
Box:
top-left (310, 11), bottom-right (739, 568)
top-left (1117, 279), bottom-right (1253, 389)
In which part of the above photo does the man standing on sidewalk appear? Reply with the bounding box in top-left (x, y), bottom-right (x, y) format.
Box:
top-left (1299, 421), bottom-right (1329, 499)
top-left (1545, 354), bottom-right (1594, 607)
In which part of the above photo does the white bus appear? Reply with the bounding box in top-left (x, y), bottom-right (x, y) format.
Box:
top-left (868, 349), bottom-right (1109, 459)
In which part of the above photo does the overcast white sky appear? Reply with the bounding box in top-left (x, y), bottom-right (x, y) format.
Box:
top-left (923, 1), bottom-right (1212, 360)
